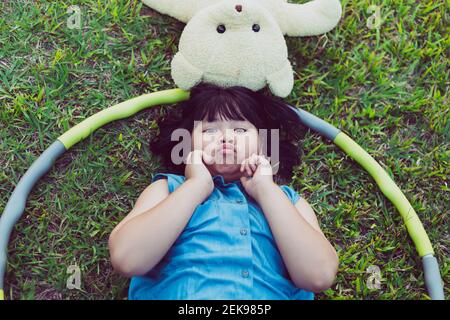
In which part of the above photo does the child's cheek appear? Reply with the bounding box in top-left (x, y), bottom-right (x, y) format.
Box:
top-left (203, 143), bottom-right (216, 159)
top-left (235, 148), bottom-right (251, 165)
top-left (236, 136), bottom-right (258, 158)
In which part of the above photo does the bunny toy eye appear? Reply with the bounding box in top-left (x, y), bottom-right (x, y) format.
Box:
top-left (217, 24), bottom-right (226, 33)
top-left (252, 24), bottom-right (260, 32)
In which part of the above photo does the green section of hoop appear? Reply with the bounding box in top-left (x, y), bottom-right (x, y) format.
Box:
top-left (58, 89), bottom-right (190, 149)
top-left (334, 132), bottom-right (434, 257)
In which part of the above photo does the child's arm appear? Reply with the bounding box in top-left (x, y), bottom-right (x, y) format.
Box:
top-left (253, 183), bottom-right (339, 293)
top-left (108, 177), bottom-right (211, 278)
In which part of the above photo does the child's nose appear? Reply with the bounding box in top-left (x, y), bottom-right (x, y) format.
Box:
top-left (220, 129), bottom-right (235, 143)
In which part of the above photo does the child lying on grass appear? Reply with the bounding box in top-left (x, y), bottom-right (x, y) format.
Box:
top-left (108, 82), bottom-right (339, 299)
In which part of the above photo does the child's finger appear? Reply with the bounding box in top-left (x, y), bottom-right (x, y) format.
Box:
top-left (186, 151), bottom-right (193, 164)
top-left (240, 157), bottom-right (256, 176)
top-left (258, 155), bottom-right (272, 175)
top-left (246, 154), bottom-right (256, 172)
top-left (245, 161), bottom-right (251, 176)
top-left (244, 159), bottom-right (253, 176)
top-left (191, 150), bottom-right (198, 164)
top-left (257, 154), bottom-right (267, 165)
top-left (252, 153), bottom-right (260, 171)
top-left (240, 158), bottom-right (247, 173)
top-left (247, 154), bottom-right (254, 171)
top-left (192, 150), bottom-right (203, 164)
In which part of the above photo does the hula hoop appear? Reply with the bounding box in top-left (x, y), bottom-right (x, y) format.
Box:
top-left (0, 88), bottom-right (444, 300)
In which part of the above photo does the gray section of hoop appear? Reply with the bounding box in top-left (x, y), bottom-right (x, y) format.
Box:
top-left (0, 140), bottom-right (67, 289)
top-left (286, 104), bottom-right (341, 141)
top-left (423, 254), bottom-right (445, 300)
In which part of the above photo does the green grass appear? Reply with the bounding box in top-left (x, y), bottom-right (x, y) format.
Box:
top-left (0, 0), bottom-right (448, 300)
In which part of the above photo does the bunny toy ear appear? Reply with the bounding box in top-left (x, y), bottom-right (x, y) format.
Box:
top-left (171, 52), bottom-right (204, 90)
top-left (141, 0), bottom-right (222, 23)
top-left (277, 0), bottom-right (342, 37)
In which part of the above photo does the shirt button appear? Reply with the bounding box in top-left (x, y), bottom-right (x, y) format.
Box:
top-left (240, 228), bottom-right (248, 236)
top-left (235, 199), bottom-right (244, 204)
top-left (241, 270), bottom-right (249, 278)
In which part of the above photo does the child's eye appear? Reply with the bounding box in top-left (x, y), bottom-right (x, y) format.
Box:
top-left (203, 128), bottom-right (217, 133)
top-left (234, 128), bottom-right (247, 133)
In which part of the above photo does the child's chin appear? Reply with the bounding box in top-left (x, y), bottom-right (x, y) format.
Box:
top-left (212, 164), bottom-right (240, 174)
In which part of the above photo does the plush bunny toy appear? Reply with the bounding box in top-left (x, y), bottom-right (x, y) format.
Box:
top-left (142, 0), bottom-right (342, 97)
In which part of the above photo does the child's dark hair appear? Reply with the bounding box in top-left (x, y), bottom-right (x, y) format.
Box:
top-left (149, 82), bottom-right (308, 184)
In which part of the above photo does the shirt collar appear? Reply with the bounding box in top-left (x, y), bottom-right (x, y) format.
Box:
top-left (212, 175), bottom-right (255, 202)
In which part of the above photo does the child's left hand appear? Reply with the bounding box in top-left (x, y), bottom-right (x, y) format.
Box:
top-left (239, 153), bottom-right (275, 200)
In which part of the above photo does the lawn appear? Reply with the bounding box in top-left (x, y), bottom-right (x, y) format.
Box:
top-left (0, 0), bottom-right (448, 299)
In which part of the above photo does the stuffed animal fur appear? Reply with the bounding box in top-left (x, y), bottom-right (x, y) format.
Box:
top-left (142, 0), bottom-right (342, 97)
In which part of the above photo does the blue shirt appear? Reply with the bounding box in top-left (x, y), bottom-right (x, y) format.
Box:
top-left (128, 173), bottom-right (314, 300)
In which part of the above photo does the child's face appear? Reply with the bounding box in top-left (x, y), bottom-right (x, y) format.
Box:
top-left (191, 116), bottom-right (261, 177)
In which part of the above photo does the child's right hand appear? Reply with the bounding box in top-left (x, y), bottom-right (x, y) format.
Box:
top-left (185, 150), bottom-right (215, 195)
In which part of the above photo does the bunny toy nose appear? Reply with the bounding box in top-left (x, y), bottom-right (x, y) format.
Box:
top-left (235, 4), bottom-right (242, 12)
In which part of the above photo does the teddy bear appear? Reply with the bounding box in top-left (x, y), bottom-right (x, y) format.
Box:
top-left (142, 0), bottom-right (342, 97)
